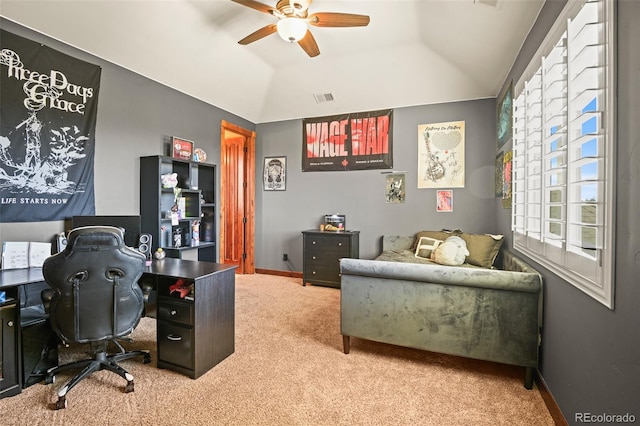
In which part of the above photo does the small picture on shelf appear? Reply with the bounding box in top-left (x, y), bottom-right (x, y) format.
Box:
top-left (172, 137), bottom-right (194, 161)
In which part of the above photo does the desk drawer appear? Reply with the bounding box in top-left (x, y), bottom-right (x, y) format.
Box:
top-left (157, 299), bottom-right (194, 326)
top-left (157, 322), bottom-right (194, 370)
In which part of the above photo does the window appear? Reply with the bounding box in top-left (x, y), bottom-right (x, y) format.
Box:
top-left (512, 0), bottom-right (615, 308)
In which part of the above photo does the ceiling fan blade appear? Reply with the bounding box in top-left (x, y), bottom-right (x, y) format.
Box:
top-left (298, 30), bottom-right (320, 57)
top-left (308, 12), bottom-right (370, 28)
top-left (238, 24), bottom-right (278, 45)
top-left (231, 0), bottom-right (278, 16)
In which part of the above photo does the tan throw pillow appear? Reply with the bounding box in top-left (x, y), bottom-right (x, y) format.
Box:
top-left (414, 237), bottom-right (443, 259)
top-left (431, 236), bottom-right (469, 266)
top-left (411, 229), bottom-right (461, 251)
top-left (459, 233), bottom-right (504, 268)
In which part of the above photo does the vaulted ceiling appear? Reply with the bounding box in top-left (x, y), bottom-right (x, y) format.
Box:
top-left (1, 0), bottom-right (544, 123)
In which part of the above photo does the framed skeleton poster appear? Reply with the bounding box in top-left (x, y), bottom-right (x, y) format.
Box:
top-left (417, 121), bottom-right (465, 188)
top-left (263, 156), bottom-right (286, 191)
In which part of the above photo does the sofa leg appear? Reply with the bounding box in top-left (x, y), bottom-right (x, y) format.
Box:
top-left (342, 335), bottom-right (350, 354)
top-left (524, 367), bottom-right (534, 390)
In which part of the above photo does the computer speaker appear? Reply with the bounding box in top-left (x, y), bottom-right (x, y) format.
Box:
top-left (137, 233), bottom-right (152, 260)
top-left (55, 232), bottom-right (67, 253)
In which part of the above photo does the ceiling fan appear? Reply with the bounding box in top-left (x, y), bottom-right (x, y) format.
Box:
top-left (231, 0), bottom-right (370, 57)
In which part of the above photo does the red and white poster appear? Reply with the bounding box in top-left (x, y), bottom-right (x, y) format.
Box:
top-left (302, 109), bottom-right (393, 171)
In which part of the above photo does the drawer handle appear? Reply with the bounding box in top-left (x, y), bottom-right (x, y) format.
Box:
top-left (170, 310), bottom-right (177, 316)
top-left (7, 320), bottom-right (14, 327)
top-left (338, 242), bottom-right (342, 246)
top-left (312, 271), bottom-right (316, 275)
top-left (312, 241), bottom-right (316, 245)
top-left (312, 256), bottom-right (316, 260)
top-left (167, 334), bottom-right (182, 341)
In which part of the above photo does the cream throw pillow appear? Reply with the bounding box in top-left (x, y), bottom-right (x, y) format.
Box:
top-left (431, 236), bottom-right (469, 266)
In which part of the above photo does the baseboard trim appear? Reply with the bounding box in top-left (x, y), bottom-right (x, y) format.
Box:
top-left (536, 371), bottom-right (568, 426)
top-left (255, 268), bottom-right (303, 279)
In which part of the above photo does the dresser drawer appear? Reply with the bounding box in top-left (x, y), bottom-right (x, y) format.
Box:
top-left (157, 299), bottom-right (194, 326)
top-left (306, 234), bottom-right (352, 253)
top-left (157, 321), bottom-right (194, 370)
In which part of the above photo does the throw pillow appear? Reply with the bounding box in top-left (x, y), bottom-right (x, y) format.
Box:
top-left (414, 237), bottom-right (443, 259)
top-left (459, 233), bottom-right (504, 268)
top-left (431, 236), bottom-right (469, 266)
top-left (411, 229), bottom-right (462, 251)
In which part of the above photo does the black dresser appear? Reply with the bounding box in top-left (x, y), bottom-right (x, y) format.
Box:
top-left (302, 230), bottom-right (359, 288)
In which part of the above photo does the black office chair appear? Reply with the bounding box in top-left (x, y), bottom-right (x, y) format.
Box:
top-left (42, 226), bottom-right (151, 409)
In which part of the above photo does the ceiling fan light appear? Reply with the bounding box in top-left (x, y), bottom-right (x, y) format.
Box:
top-left (277, 18), bottom-right (308, 43)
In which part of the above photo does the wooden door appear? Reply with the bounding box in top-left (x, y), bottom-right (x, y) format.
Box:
top-left (220, 121), bottom-right (255, 274)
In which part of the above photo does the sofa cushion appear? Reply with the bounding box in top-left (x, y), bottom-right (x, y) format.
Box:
top-left (411, 230), bottom-right (461, 251)
top-left (414, 237), bottom-right (443, 259)
top-left (459, 233), bottom-right (504, 268)
top-left (431, 236), bottom-right (469, 266)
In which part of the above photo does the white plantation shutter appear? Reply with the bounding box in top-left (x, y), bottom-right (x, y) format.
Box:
top-left (511, 0), bottom-right (615, 308)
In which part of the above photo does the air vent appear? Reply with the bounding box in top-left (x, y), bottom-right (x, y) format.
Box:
top-left (313, 93), bottom-right (335, 103)
top-left (474, 0), bottom-right (501, 8)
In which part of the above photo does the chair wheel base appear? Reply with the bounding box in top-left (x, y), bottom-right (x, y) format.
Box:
top-left (53, 397), bottom-right (67, 410)
top-left (125, 381), bottom-right (134, 393)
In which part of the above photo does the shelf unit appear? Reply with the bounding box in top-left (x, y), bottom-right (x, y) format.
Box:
top-left (140, 155), bottom-right (217, 262)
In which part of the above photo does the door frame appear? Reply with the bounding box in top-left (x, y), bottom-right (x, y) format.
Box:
top-left (220, 120), bottom-right (255, 274)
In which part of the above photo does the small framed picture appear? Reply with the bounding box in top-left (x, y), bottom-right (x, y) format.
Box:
top-left (436, 190), bottom-right (453, 212)
top-left (172, 137), bottom-right (194, 161)
top-left (263, 156), bottom-right (286, 191)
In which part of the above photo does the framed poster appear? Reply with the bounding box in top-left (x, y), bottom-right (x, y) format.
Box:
top-left (417, 121), bottom-right (465, 188)
top-left (385, 173), bottom-right (405, 204)
top-left (172, 137), bottom-right (194, 161)
top-left (502, 150), bottom-right (513, 209)
top-left (436, 190), bottom-right (453, 212)
top-left (263, 156), bottom-right (286, 191)
top-left (497, 82), bottom-right (513, 149)
top-left (495, 151), bottom-right (504, 197)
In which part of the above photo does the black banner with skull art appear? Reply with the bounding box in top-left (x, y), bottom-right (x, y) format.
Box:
top-left (0, 30), bottom-right (100, 222)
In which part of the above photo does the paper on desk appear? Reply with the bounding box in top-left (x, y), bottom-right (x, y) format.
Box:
top-left (1, 241), bottom-right (52, 269)
top-left (1, 241), bottom-right (30, 269)
top-left (29, 242), bottom-right (52, 267)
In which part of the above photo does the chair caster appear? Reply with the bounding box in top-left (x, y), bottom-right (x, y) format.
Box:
top-left (143, 353), bottom-right (151, 364)
top-left (54, 397), bottom-right (67, 410)
top-left (45, 375), bottom-right (55, 385)
top-left (125, 381), bottom-right (135, 393)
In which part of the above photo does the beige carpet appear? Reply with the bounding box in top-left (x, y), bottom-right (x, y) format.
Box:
top-left (1, 274), bottom-right (554, 425)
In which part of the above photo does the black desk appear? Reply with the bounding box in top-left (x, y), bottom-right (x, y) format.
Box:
top-left (0, 259), bottom-right (236, 398)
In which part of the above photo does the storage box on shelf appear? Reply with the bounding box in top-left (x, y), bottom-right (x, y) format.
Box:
top-left (140, 155), bottom-right (217, 262)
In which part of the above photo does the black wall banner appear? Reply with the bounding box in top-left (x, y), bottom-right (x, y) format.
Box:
top-left (302, 109), bottom-right (393, 172)
top-left (0, 30), bottom-right (100, 223)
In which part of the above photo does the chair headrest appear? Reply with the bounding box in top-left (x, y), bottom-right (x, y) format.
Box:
top-left (66, 226), bottom-right (125, 250)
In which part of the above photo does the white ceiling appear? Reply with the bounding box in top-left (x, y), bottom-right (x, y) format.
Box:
top-left (0, 0), bottom-right (544, 124)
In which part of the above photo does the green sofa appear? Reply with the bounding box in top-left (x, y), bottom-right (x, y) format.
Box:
top-left (340, 235), bottom-right (543, 389)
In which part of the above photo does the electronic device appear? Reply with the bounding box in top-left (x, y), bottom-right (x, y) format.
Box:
top-left (324, 214), bottom-right (346, 231)
top-left (55, 232), bottom-right (67, 253)
top-left (136, 233), bottom-right (152, 261)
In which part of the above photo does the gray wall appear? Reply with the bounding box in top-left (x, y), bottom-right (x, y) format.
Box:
top-left (3, 1), bottom-right (639, 422)
top-left (0, 18), bottom-right (254, 257)
top-left (255, 99), bottom-right (498, 271)
top-left (495, 1), bottom-right (640, 423)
